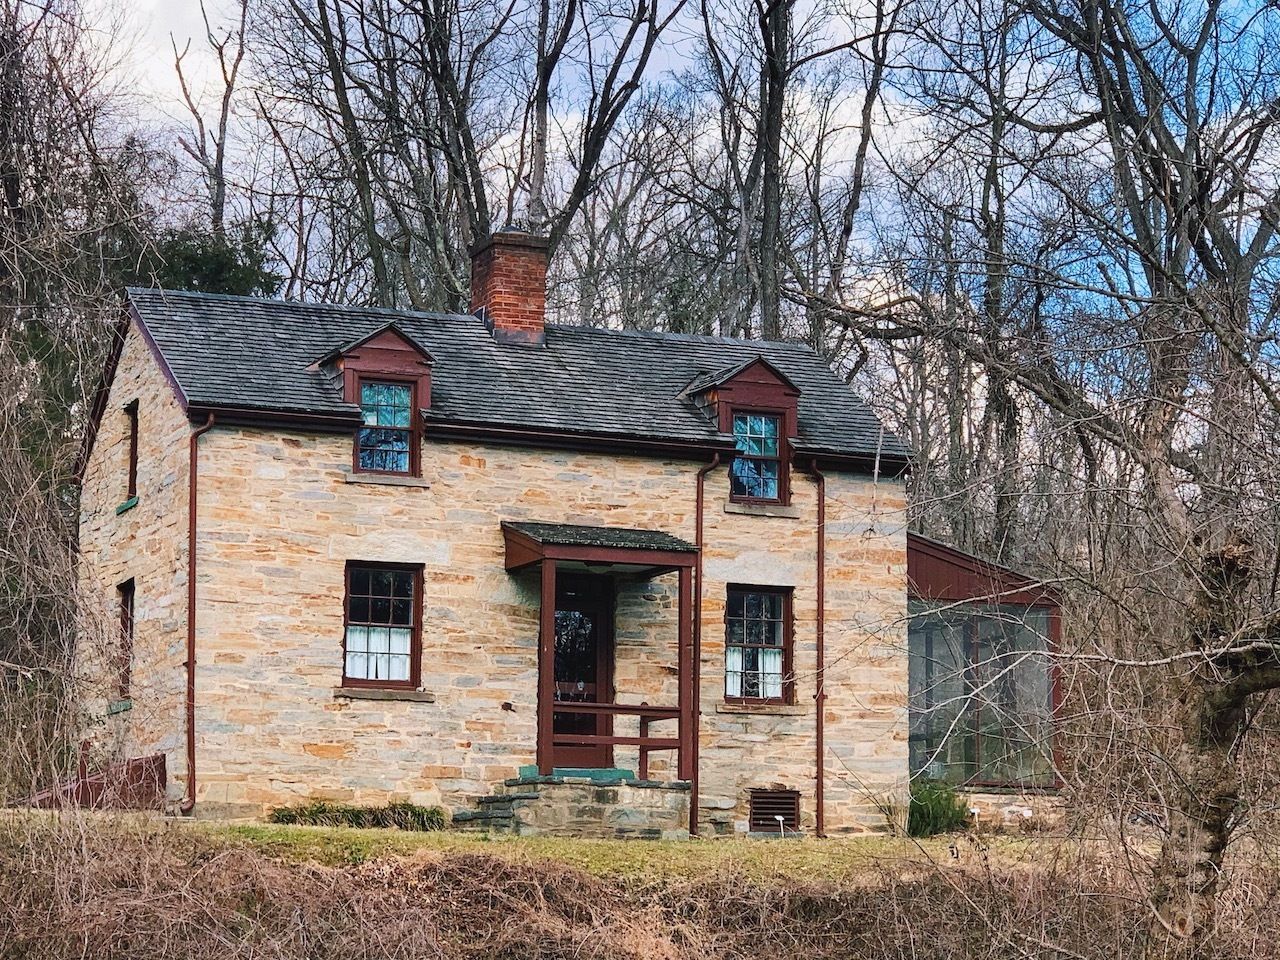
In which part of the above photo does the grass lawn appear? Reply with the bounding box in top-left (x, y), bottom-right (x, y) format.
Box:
top-left (211, 821), bottom-right (1055, 880)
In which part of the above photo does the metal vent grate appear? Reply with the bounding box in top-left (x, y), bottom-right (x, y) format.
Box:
top-left (749, 788), bottom-right (800, 832)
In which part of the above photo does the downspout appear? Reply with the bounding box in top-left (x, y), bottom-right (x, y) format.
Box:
top-left (811, 459), bottom-right (826, 837)
top-left (181, 413), bottom-right (215, 815)
top-left (691, 452), bottom-right (720, 838)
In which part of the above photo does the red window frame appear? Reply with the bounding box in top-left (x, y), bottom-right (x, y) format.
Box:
top-left (341, 561), bottom-right (423, 690)
top-left (352, 376), bottom-right (421, 477)
top-left (116, 578), bottom-right (135, 700)
top-left (124, 399), bottom-right (139, 500)
top-left (728, 408), bottom-right (789, 505)
top-left (724, 584), bottom-right (794, 705)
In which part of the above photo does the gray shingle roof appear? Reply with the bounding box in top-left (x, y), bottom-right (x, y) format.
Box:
top-left (502, 522), bottom-right (697, 553)
top-left (125, 287), bottom-right (908, 466)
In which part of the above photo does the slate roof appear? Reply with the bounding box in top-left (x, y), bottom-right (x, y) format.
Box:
top-left (124, 287), bottom-right (909, 467)
top-left (502, 522), bottom-right (697, 553)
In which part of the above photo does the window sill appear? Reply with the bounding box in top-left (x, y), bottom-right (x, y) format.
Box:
top-left (724, 501), bottom-right (800, 519)
top-left (342, 473), bottom-right (431, 489)
top-left (115, 496), bottom-right (139, 515)
top-left (106, 698), bottom-right (133, 716)
top-left (717, 703), bottom-right (807, 716)
top-left (333, 686), bottom-right (435, 703)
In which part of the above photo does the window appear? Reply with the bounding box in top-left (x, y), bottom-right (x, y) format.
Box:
top-left (116, 579), bottom-right (134, 700)
top-left (343, 563), bottom-right (421, 687)
top-left (908, 601), bottom-right (1054, 787)
top-left (124, 399), bottom-right (139, 500)
top-left (725, 586), bottom-right (792, 702)
top-left (729, 412), bottom-right (783, 502)
top-left (355, 380), bottom-right (417, 475)
top-left (749, 788), bottom-right (800, 833)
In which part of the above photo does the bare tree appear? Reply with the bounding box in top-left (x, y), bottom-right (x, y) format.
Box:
top-left (173, 0), bottom-right (250, 238)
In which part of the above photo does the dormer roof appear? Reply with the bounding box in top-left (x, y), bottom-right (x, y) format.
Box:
top-left (682, 355), bottom-right (800, 398)
top-left (317, 321), bottom-right (434, 367)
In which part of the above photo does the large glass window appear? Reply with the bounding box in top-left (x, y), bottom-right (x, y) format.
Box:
top-left (729, 412), bottom-right (783, 501)
top-left (344, 564), bottom-right (419, 687)
top-left (356, 381), bottom-right (415, 474)
top-left (908, 601), bottom-right (1054, 787)
top-left (725, 586), bottom-right (791, 701)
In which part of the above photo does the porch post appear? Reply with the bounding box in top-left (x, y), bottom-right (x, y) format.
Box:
top-left (537, 559), bottom-right (557, 776)
top-left (677, 565), bottom-right (694, 781)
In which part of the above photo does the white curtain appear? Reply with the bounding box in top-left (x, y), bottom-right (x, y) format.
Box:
top-left (725, 646), bottom-right (743, 697)
top-left (760, 648), bottom-right (783, 698)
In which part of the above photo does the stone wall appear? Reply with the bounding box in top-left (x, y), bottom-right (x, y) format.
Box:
top-left (77, 321), bottom-right (190, 801)
top-left (186, 424), bottom-right (908, 832)
top-left (80, 332), bottom-right (910, 832)
top-left (454, 775), bottom-right (690, 839)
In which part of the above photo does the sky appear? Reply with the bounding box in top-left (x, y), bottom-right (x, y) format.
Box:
top-left (88, 0), bottom-right (242, 123)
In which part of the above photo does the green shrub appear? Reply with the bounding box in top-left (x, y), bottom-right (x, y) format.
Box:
top-left (268, 799), bottom-right (446, 832)
top-left (907, 779), bottom-right (970, 837)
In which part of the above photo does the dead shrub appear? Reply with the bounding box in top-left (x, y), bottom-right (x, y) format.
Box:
top-left (0, 817), bottom-right (1276, 959)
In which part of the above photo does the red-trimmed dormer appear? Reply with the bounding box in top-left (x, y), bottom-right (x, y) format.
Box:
top-left (686, 356), bottom-right (801, 505)
top-left (320, 323), bottom-right (433, 477)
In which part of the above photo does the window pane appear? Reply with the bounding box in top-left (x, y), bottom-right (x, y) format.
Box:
top-left (389, 628), bottom-right (411, 655)
top-left (765, 619), bottom-right (784, 646)
top-left (350, 568), bottom-right (370, 594)
top-left (346, 651), bottom-right (369, 679)
top-left (725, 645), bottom-right (743, 697)
top-left (368, 627), bottom-right (390, 653)
top-left (760, 649), bottom-right (783, 698)
top-left (346, 625), bottom-right (370, 652)
top-left (348, 596), bottom-right (370, 623)
top-left (389, 654), bottom-right (409, 682)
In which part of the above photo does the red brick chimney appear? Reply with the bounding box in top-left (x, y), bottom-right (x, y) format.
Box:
top-left (469, 230), bottom-right (549, 345)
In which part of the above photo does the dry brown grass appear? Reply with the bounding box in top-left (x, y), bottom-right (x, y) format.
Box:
top-left (0, 814), bottom-right (1277, 959)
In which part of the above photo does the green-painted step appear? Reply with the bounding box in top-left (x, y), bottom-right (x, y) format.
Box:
top-left (517, 765), bottom-right (636, 782)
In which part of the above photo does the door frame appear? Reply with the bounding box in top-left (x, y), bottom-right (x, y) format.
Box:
top-left (552, 572), bottom-right (615, 769)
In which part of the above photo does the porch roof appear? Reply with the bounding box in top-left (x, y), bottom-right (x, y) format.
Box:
top-left (501, 521), bottom-right (697, 573)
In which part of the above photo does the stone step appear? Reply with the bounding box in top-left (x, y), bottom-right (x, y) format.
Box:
top-left (451, 807), bottom-right (516, 834)
top-left (478, 791), bottom-right (540, 805)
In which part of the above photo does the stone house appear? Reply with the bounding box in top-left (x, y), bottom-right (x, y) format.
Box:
top-left (77, 230), bottom-right (922, 837)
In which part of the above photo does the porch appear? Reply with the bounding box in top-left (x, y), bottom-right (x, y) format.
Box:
top-left (500, 522), bottom-right (700, 796)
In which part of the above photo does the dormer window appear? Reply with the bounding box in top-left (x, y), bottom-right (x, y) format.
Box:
top-left (730, 412), bottom-right (784, 502)
top-left (684, 355), bottom-right (800, 507)
top-left (356, 379), bottom-right (418, 474)
top-left (315, 323), bottom-right (432, 479)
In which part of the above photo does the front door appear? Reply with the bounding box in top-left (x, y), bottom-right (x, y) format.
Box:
top-left (553, 574), bottom-right (614, 769)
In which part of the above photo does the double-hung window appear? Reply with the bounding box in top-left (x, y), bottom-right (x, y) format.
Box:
top-left (356, 380), bottom-right (416, 474)
top-left (725, 586), bottom-right (792, 702)
top-left (343, 563), bottom-right (421, 688)
top-left (729, 412), bottom-right (783, 502)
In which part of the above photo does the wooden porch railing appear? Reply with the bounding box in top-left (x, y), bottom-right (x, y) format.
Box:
top-left (550, 701), bottom-right (680, 781)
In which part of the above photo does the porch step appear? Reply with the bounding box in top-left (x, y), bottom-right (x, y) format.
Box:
top-left (452, 776), bottom-right (689, 839)
top-left (516, 766), bottom-right (636, 783)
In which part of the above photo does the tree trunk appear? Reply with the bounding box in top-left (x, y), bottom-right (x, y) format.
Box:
top-left (1149, 538), bottom-right (1254, 949)
top-left (757, 0), bottom-right (790, 341)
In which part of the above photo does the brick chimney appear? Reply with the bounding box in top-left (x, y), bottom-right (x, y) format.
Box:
top-left (469, 230), bottom-right (549, 345)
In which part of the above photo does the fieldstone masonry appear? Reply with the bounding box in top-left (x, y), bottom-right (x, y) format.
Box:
top-left (79, 320), bottom-right (911, 834)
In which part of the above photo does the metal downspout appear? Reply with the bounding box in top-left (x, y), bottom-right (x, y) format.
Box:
top-left (692, 453), bottom-right (720, 837)
top-left (181, 413), bottom-right (215, 815)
